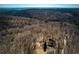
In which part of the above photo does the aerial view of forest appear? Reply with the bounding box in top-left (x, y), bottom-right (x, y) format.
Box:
top-left (0, 8), bottom-right (79, 54)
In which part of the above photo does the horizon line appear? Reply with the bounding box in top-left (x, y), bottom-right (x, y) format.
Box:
top-left (0, 4), bottom-right (79, 8)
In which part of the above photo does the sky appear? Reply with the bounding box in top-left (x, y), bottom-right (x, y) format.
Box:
top-left (0, 4), bottom-right (79, 8)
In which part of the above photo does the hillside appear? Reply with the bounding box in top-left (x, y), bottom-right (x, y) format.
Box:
top-left (0, 8), bottom-right (79, 26)
top-left (0, 14), bottom-right (79, 54)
